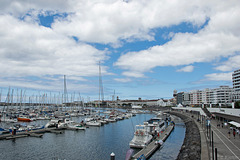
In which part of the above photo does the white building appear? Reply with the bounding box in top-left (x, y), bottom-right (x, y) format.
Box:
top-left (214, 86), bottom-right (233, 104)
top-left (232, 69), bottom-right (240, 102)
top-left (233, 69), bottom-right (240, 92)
top-left (177, 86), bottom-right (233, 106)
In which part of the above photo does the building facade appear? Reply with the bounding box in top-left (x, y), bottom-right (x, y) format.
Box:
top-left (176, 86), bottom-right (233, 106)
top-left (233, 69), bottom-right (240, 92)
top-left (232, 69), bottom-right (240, 102)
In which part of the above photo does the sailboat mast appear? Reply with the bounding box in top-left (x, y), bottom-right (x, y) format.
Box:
top-left (64, 75), bottom-right (68, 111)
top-left (99, 62), bottom-right (101, 108)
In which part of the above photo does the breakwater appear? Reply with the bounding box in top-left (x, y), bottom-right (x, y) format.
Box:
top-left (169, 111), bottom-right (201, 160)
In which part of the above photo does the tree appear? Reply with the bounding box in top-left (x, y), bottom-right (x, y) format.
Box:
top-left (235, 101), bottom-right (240, 108)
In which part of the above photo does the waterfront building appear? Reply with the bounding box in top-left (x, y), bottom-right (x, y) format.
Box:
top-left (115, 97), bottom-right (173, 107)
top-left (214, 86), bottom-right (233, 105)
top-left (183, 92), bottom-right (191, 106)
top-left (176, 92), bottom-right (184, 105)
top-left (232, 69), bottom-right (240, 102)
top-left (190, 90), bottom-right (202, 105)
top-left (175, 68), bottom-right (240, 107)
top-left (232, 69), bottom-right (240, 92)
top-left (176, 86), bottom-right (233, 106)
top-left (202, 88), bottom-right (211, 104)
top-left (156, 99), bottom-right (172, 106)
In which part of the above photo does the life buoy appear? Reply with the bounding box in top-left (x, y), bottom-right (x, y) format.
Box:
top-left (140, 131), bottom-right (144, 136)
top-left (136, 131), bottom-right (138, 134)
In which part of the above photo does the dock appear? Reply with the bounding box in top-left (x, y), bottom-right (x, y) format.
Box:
top-left (0, 127), bottom-right (64, 140)
top-left (5, 135), bottom-right (28, 140)
top-left (131, 124), bottom-right (174, 160)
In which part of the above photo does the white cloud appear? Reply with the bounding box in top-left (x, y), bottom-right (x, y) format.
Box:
top-left (0, 14), bottom-right (108, 79)
top-left (0, 0), bottom-right (72, 16)
top-left (177, 65), bottom-right (194, 72)
top-left (0, 0), bottom-right (240, 94)
top-left (215, 55), bottom-right (240, 72)
top-left (114, 78), bottom-right (132, 83)
top-left (122, 71), bottom-right (145, 78)
top-left (51, 0), bottom-right (210, 44)
top-left (115, 1), bottom-right (240, 76)
top-left (204, 72), bottom-right (232, 81)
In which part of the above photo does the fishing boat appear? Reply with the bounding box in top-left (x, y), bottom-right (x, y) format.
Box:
top-left (129, 124), bottom-right (153, 148)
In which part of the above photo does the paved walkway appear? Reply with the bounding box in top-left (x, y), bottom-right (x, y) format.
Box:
top-left (210, 119), bottom-right (240, 160)
top-left (172, 109), bottom-right (240, 160)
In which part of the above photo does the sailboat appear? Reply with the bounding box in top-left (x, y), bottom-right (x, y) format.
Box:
top-left (85, 62), bottom-right (104, 127)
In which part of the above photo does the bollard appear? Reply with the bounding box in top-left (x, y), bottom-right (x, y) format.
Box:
top-left (110, 152), bottom-right (115, 160)
top-left (215, 148), bottom-right (217, 160)
top-left (212, 131), bottom-right (214, 160)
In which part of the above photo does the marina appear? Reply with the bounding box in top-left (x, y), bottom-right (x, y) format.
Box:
top-left (1, 1), bottom-right (240, 160)
top-left (0, 108), bottom-right (186, 160)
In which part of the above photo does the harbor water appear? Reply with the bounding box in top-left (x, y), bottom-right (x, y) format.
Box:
top-left (0, 113), bottom-right (185, 160)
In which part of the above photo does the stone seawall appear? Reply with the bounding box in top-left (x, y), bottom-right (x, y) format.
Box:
top-left (169, 111), bottom-right (201, 160)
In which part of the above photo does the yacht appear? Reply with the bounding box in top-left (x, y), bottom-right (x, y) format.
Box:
top-left (129, 124), bottom-right (153, 148)
top-left (147, 117), bottom-right (166, 134)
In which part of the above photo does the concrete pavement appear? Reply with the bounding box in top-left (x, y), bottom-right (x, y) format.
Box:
top-left (209, 118), bottom-right (240, 160)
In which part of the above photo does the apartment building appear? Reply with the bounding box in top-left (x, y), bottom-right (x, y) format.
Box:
top-left (233, 69), bottom-right (240, 92)
top-left (232, 69), bottom-right (240, 101)
top-left (176, 86), bottom-right (233, 106)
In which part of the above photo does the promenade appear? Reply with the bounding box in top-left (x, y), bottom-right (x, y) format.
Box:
top-left (210, 118), bottom-right (240, 160)
top-left (171, 108), bottom-right (240, 160)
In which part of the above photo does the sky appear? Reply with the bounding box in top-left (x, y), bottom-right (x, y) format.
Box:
top-left (0, 0), bottom-right (240, 102)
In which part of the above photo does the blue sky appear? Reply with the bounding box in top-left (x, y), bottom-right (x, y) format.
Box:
top-left (0, 0), bottom-right (239, 102)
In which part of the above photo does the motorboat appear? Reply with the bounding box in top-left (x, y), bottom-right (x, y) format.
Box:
top-left (129, 124), bottom-right (153, 148)
top-left (86, 120), bottom-right (101, 127)
top-left (67, 123), bottom-right (86, 130)
top-left (58, 118), bottom-right (74, 129)
top-left (9, 124), bottom-right (44, 133)
top-left (45, 119), bottom-right (59, 128)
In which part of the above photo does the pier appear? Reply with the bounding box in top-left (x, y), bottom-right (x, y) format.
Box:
top-left (0, 127), bottom-right (62, 140)
top-left (131, 123), bottom-right (175, 159)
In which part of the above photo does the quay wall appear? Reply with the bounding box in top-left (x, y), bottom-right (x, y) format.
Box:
top-left (169, 111), bottom-right (201, 160)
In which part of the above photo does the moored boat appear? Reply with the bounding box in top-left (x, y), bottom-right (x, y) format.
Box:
top-left (67, 123), bottom-right (86, 130)
top-left (17, 117), bottom-right (32, 122)
top-left (129, 124), bottom-right (153, 148)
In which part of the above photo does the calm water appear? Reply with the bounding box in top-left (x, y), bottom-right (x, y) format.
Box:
top-left (0, 114), bottom-right (185, 160)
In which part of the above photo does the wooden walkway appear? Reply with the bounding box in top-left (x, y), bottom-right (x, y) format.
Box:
top-left (131, 124), bottom-right (174, 160)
